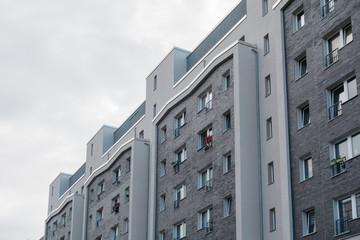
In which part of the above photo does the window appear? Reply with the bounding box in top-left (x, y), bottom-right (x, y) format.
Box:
top-left (175, 147), bottom-right (187, 163)
top-left (198, 167), bottom-right (213, 191)
top-left (174, 111), bottom-right (186, 138)
top-left (328, 77), bottom-right (357, 120)
top-left (69, 208), bottom-right (72, 220)
top-left (112, 195), bottom-right (120, 213)
top-left (295, 54), bottom-right (307, 79)
top-left (293, 7), bottom-right (305, 32)
top-left (332, 131), bottom-right (360, 162)
top-left (60, 236), bottom-right (65, 240)
top-left (173, 222), bottom-right (186, 239)
top-left (223, 154), bottom-right (231, 174)
top-left (335, 193), bottom-right (360, 235)
top-left (300, 157), bottom-right (313, 181)
top-left (90, 167), bottom-right (92, 175)
top-left (96, 208), bottom-right (103, 226)
top-left (198, 208), bottom-right (213, 233)
top-left (268, 162), bottom-right (274, 184)
top-left (61, 213), bottom-right (66, 227)
top-left (160, 194), bottom-right (166, 212)
top-left (110, 225), bottom-right (119, 240)
top-left (139, 130), bottom-right (144, 139)
top-left (325, 23), bottom-right (353, 67)
top-left (159, 231), bottom-right (165, 240)
top-left (303, 209), bottom-right (316, 235)
top-left (51, 186), bottom-right (54, 197)
top-left (224, 196), bottom-right (232, 218)
top-left (297, 104), bottom-right (310, 129)
top-left (160, 126), bottom-right (167, 143)
top-left (125, 187), bottom-right (130, 202)
top-left (270, 208), bottom-right (276, 231)
top-left (123, 218), bottom-right (129, 234)
top-left (88, 215), bottom-right (93, 228)
top-left (222, 71), bottom-right (230, 91)
top-left (174, 184), bottom-right (186, 209)
top-left (112, 167), bottom-right (121, 184)
top-left (223, 111), bottom-right (231, 132)
top-left (126, 157), bottom-right (131, 172)
top-left (91, 143), bottom-right (93, 156)
top-left (53, 221), bottom-right (57, 232)
top-left (264, 34), bottom-right (270, 55)
top-left (199, 127), bottom-right (213, 149)
top-left (265, 75), bottom-right (271, 97)
top-left (153, 104), bottom-right (157, 118)
top-left (97, 182), bottom-right (104, 199)
top-left (321, 0), bottom-right (334, 17)
top-left (199, 89), bottom-right (213, 112)
top-left (266, 118), bottom-right (272, 140)
top-left (154, 75), bottom-right (157, 90)
top-left (160, 160), bottom-right (166, 177)
top-left (262, 0), bottom-right (268, 15)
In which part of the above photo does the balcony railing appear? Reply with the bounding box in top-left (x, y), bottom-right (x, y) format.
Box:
top-left (205, 179), bottom-right (213, 192)
top-left (325, 48), bottom-right (338, 67)
top-left (205, 100), bottom-right (213, 112)
top-left (335, 217), bottom-right (350, 235)
top-left (173, 199), bottom-right (180, 209)
top-left (331, 157), bottom-right (346, 176)
top-left (174, 128), bottom-right (180, 138)
top-left (328, 101), bottom-right (342, 120)
top-left (322, 0), bottom-right (334, 17)
top-left (205, 221), bottom-right (213, 234)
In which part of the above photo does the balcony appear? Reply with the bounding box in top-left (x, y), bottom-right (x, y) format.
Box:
top-left (205, 100), bottom-right (213, 113)
top-left (173, 199), bottom-right (179, 209)
top-left (335, 217), bottom-right (350, 235)
top-left (331, 157), bottom-right (346, 176)
top-left (205, 179), bottom-right (213, 192)
top-left (322, 0), bottom-right (334, 18)
top-left (205, 221), bottom-right (213, 234)
top-left (328, 101), bottom-right (342, 120)
top-left (325, 48), bottom-right (338, 67)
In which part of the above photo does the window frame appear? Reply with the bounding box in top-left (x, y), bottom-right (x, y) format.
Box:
top-left (265, 75), bottom-right (271, 97)
top-left (266, 117), bottom-right (273, 140)
top-left (198, 89), bottom-right (213, 112)
top-left (300, 157), bottom-right (313, 182)
top-left (297, 103), bottom-right (310, 129)
top-left (223, 196), bottom-right (232, 218)
top-left (223, 154), bottom-right (231, 174)
top-left (269, 208), bottom-right (276, 232)
top-left (302, 209), bottom-right (316, 236)
top-left (268, 162), bottom-right (274, 185)
top-left (264, 34), bottom-right (270, 55)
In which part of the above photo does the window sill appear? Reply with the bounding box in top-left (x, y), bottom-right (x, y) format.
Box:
top-left (330, 169), bottom-right (347, 179)
top-left (223, 128), bottom-right (231, 134)
top-left (302, 231), bottom-right (317, 238)
top-left (223, 169), bottom-right (231, 175)
top-left (265, 93), bottom-right (271, 98)
top-left (268, 181), bottom-right (274, 186)
top-left (293, 25), bottom-right (305, 35)
top-left (297, 122), bottom-right (310, 131)
top-left (299, 176), bottom-right (313, 183)
top-left (264, 51), bottom-right (270, 57)
top-left (295, 72), bottom-right (308, 82)
top-left (266, 136), bottom-right (273, 141)
top-left (334, 230), bottom-right (350, 237)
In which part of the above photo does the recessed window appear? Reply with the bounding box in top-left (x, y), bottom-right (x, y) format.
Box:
top-left (325, 23), bottom-right (353, 67)
top-left (153, 104), bottom-right (157, 118)
top-left (125, 187), bottom-right (130, 202)
top-left (223, 154), bottom-right (231, 174)
top-left (112, 195), bottom-right (120, 213)
top-left (110, 225), bottom-right (119, 239)
top-left (328, 77), bottom-right (357, 120)
top-left (159, 231), bottom-right (165, 240)
top-left (91, 143), bottom-right (94, 156)
top-left (223, 196), bottom-right (232, 218)
top-left (198, 167), bottom-right (213, 191)
top-left (173, 184), bottom-right (186, 209)
top-left (174, 111), bottom-right (186, 138)
top-left (198, 208), bottom-right (213, 233)
top-left (139, 130), bottom-right (144, 139)
top-left (160, 126), bottom-right (167, 143)
top-left (154, 75), bottom-right (157, 91)
top-left (265, 75), bottom-right (271, 97)
top-left (123, 218), bottom-right (129, 234)
top-left (222, 71), bottom-right (230, 91)
top-left (332, 131), bottom-right (360, 161)
top-left (126, 157), bottom-right (131, 172)
top-left (96, 208), bottom-right (103, 226)
top-left (160, 160), bottom-right (166, 177)
top-left (303, 209), bottom-right (316, 235)
top-left (223, 111), bottom-right (231, 132)
top-left (95, 236), bottom-right (102, 240)
top-left (199, 127), bottom-right (213, 149)
top-left (268, 162), bottom-right (274, 184)
top-left (321, 0), bottom-right (334, 18)
top-left (269, 208), bottom-right (276, 231)
top-left (295, 54), bottom-right (307, 79)
top-left (174, 147), bottom-right (187, 163)
top-left (160, 194), bottom-right (166, 212)
top-left (88, 215), bottom-right (93, 229)
top-left (198, 89), bottom-right (213, 112)
top-left (262, 0), bottom-right (268, 15)
top-left (173, 222), bottom-right (186, 239)
top-left (264, 34), bottom-right (270, 55)
top-left (300, 157), bottom-right (313, 181)
top-left (293, 7), bottom-right (305, 32)
top-left (61, 213), bottom-right (66, 227)
top-left (334, 193), bottom-right (360, 235)
top-left (266, 117), bottom-right (273, 140)
top-left (297, 104), bottom-right (310, 129)
top-left (97, 182), bottom-right (104, 199)
top-left (112, 167), bottom-right (121, 184)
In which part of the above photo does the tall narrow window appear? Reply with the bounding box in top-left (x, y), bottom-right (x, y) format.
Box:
top-left (110, 225), bottom-right (119, 240)
top-left (268, 162), bottom-right (274, 184)
top-left (91, 143), bottom-right (94, 156)
top-left (139, 130), bottom-right (144, 139)
top-left (125, 187), bottom-right (130, 202)
top-left (126, 158), bottom-right (131, 172)
top-left (264, 34), bottom-right (270, 55)
top-left (222, 71), bottom-right (230, 91)
top-left (199, 89), bottom-right (213, 112)
top-left (223, 154), bottom-right (231, 174)
top-left (263, 0), bottom-right (268, 15)
top-left (174, 111), bottom-right (186, 138)
top-left (160, 126), bottom-right (167, 143)
top-left (303, 209), bottom-right (316, 235)
top-left (293, 7), bottom-right (305, 32)
top-left (160, 160), bottom-right (166, 177)
top-left (173, 222), bottom-right (186, 239)
top-left (270, 208), bottom-right (276, 231)
top-left (198, 167), bottom-right (213, 191)
top-left (224, 196), bottom-right (232, 218)
top-left (153, 104), bottom-right (157, 118)
top-left (266, 118), bottom-right (273, 140)
top-left (295, 55), bottom-right (307, 79)
top-left (300, 157), bottom-right (313, 181)
top-left (297, 104), bottom-right (310, 129)
top-left (265, 75), bottom-right (271, 97)
top-left (198, 208), bottom-right (213, 233)
top-left (123, 219), bottom-right (129, 234)
top-left (154, 75), bottom-right (157, 90)
top-left (321, 0), bottom-right (334, 17)
top-left (223, 111), bottom-right (231, 132)
top-left (160, 194), bottom-right (166, 212)
top-left (112, 167), bottom-right (121, 184)
top-left (199, 127), bottom-right (213, 149)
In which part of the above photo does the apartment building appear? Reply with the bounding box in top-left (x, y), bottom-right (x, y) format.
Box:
top-left (283, 0), bottom-right (360, 239)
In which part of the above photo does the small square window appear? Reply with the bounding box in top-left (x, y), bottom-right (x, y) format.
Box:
top-left (265, 75), bottom-right (271, 97)
top-left (269, 208), bottom-right (276, 231)
top-left (297, 104), bottom-right (310, 129)
top-left (303, 209), bottom-right (316, 235)
top-left (264, 34), bottom-right (270, 55)
top-left (268, 162), bottom-right (274, 184)
top-left (300, 157), bottom-right (313, 181)
top-left (266, 117), bottom-right (272, 140)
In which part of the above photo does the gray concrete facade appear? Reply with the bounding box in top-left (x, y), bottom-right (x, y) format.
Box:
top-left (283, 0), bottom-right (360, 239)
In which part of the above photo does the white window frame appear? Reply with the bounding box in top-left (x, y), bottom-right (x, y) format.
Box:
top-left (223, 111), bottom-right (231, 132)
top-left (110, 225), bottom-right (119, 240)
top-left (159, 231), bottom-right (165, 240)
top-left (332, 131), bottom-right (360, 160)
top-left (197, 208), bottom-right (213, 230)
top-left (123, 218), bottom-right (129, 234)
top-left (173, 222), bottom-right (186, 239)
top-left (295, 55), bottom-right (307, 79)
top-left (223, 196), bottom-right (232, 218)
top-left (160, 160), bottom-right (166, 177)
top-left (61, 213), bottom-right (66, 227)
top-left (112, 167), bottom-right (121, 184)
top-left (199, 127), bottom-right (213, 149)
top-left (297, 104), bottom-right (310, 129)
top-left (302, 209), bottom-right (316, 235)
top-left (174, 184), bottom-right (186, 201)
top-left (198, 89), bottom-right (213, 112)
top-left (175, 147), bottom-right (187, 163)
top-left (198, 167), bottom-right (213, 189)
top-left (160, 126), bottom-right (167, 143)
top-left (98, 182), bottom-right (104, 195)
top-left (96, 208), bottom-right (103, 222)
top-left (160, 194), bottom-right (166, 212)
top-left (321, 0), bottom-right (334, 18)
top-left (300, 157), bottom-right (313, 182)
top-left (222, 71), bottom-right (230, 91)
top-left (223, 154), bottom-right (231, 174)
top-left (293, 7), bottom-right (305, 32)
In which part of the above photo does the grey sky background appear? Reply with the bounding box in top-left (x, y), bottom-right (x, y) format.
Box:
top-left (0, 0), bottom-right (238, 239)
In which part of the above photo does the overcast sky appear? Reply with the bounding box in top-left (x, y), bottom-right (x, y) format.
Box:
top-left (0, 0), bottom-right (238, 239)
